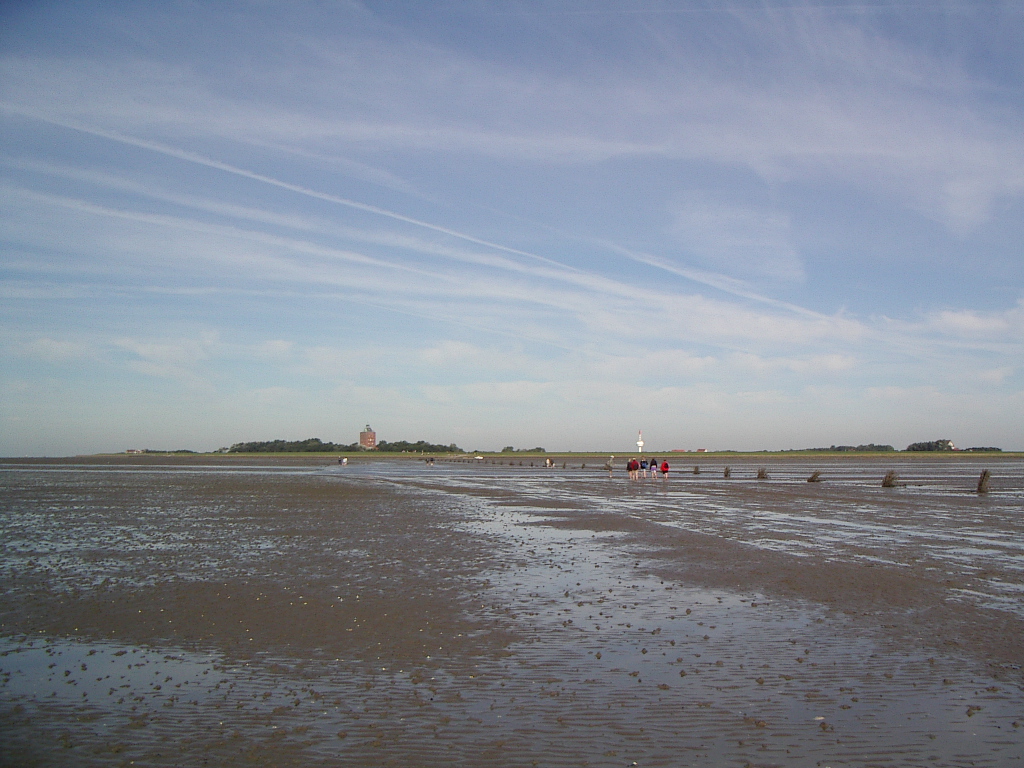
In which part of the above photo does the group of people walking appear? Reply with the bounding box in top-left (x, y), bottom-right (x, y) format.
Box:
top-left (603, 456), bottom-right (670, 478)
top-left (627, 457), bottom-right (669, 479)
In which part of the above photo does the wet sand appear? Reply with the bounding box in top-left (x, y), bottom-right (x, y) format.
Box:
top-left (1, 456), bottom-right (1022, 766)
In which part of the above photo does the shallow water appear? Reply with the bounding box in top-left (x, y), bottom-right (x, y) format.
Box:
top-left (1, 457), bottom-right (1022, 766)
top-left (386, 457), bottom-right (1024, 616)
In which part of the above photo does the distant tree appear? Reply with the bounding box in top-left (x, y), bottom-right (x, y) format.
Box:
top-left (228, 438), bottom-right (357, 453)
top-left (228, 437), bottom-right (466, 454)
top-left (501, 446), bottom-right (516, 453)
top-left (376, 440), bottom-right (463, 453)
top-left (807, 444), bottom-right (894, 452)
top-left (906, 439), bottom-right (955, 452)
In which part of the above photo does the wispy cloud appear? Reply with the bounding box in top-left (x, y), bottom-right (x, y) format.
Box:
top-left (0, 103), bottom-right (577, 270)
top-left (923, 301), bottom-right (1024, 339)
top-left (0, 177), bottom-right (871, 354)
top-left (5, 5), bottom-right (1023, 232)
top-left (113, 333), bottom-right (219, 385)
top-left (669, 195), bottom-right (804, 282)
top-left (4, 163), bottom-right (1015, 376)
top-left (1, 1), bottom-right (1021, 452)
top-left (16, 337), bottom-right (95, 363)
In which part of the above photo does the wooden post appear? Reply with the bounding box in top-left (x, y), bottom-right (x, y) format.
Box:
top-left (977, 469), bottom-right (991, 494)
top-left (882, 470), bottom-right (899, 488)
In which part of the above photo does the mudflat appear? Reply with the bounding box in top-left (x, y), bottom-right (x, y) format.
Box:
top-left (1, 455), bottom-right (1022, 766)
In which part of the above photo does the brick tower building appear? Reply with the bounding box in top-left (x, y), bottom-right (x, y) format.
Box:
top-left (359, 424), bottom-right (377, 450)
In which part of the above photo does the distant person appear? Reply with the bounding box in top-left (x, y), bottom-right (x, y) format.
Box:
top-left (649, 458), bottom-right (659, 479)
top-left (639, 458), bottom-right (648, 478)
top-left (604, 456), bottom-right (615, 477)
top-left (660, 459), bottom-right (669, 478)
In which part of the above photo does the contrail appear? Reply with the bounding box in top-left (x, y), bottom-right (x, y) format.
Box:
top-left (0, 102), bottom-right (574, 272)
top-left (601, 241), bottom-right (833, 321)
top-left (1, 101), bottom-right (844, 322)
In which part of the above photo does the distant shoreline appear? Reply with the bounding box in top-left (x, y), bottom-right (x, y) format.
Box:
top-left (2, 450), bottom-right (1021, 463)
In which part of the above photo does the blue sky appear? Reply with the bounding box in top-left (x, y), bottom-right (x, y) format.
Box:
top-left (2, 0), bottom-right (1022, 455)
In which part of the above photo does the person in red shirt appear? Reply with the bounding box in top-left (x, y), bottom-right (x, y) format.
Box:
top-left (660, 460), bottom-right (669, 478)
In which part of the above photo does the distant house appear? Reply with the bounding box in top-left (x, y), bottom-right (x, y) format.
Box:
top-left (359, 424), bottom-right (377, 450)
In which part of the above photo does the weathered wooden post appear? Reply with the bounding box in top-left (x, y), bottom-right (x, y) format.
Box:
top-left (723, 466), bottom-right (731, 478)
top-left (977, 469), bottom-right (991, 494)
top-left (882, 470), bottom-right (899, 488)
top-left (807, 470), bottom-right (822, 483)
top-left (757, 467), bottom-right (769, 480)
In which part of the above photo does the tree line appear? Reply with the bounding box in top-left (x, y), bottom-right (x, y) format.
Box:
top-left (906, 440), bottom-right (1001, 452)
top-left (225, 438), bottom-right (1000, 454)
top-left (227, 438), bottom-right (463, 453)
top-left (228, 438), bottom-right (357, 453)
top-left (376, 440), bottom-right (463, 453)
top-left (806, 444), bottom-right (895, 452)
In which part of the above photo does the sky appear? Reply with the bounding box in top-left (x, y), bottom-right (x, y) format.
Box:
top-left (1, 0), bottom-right (1023, 456)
